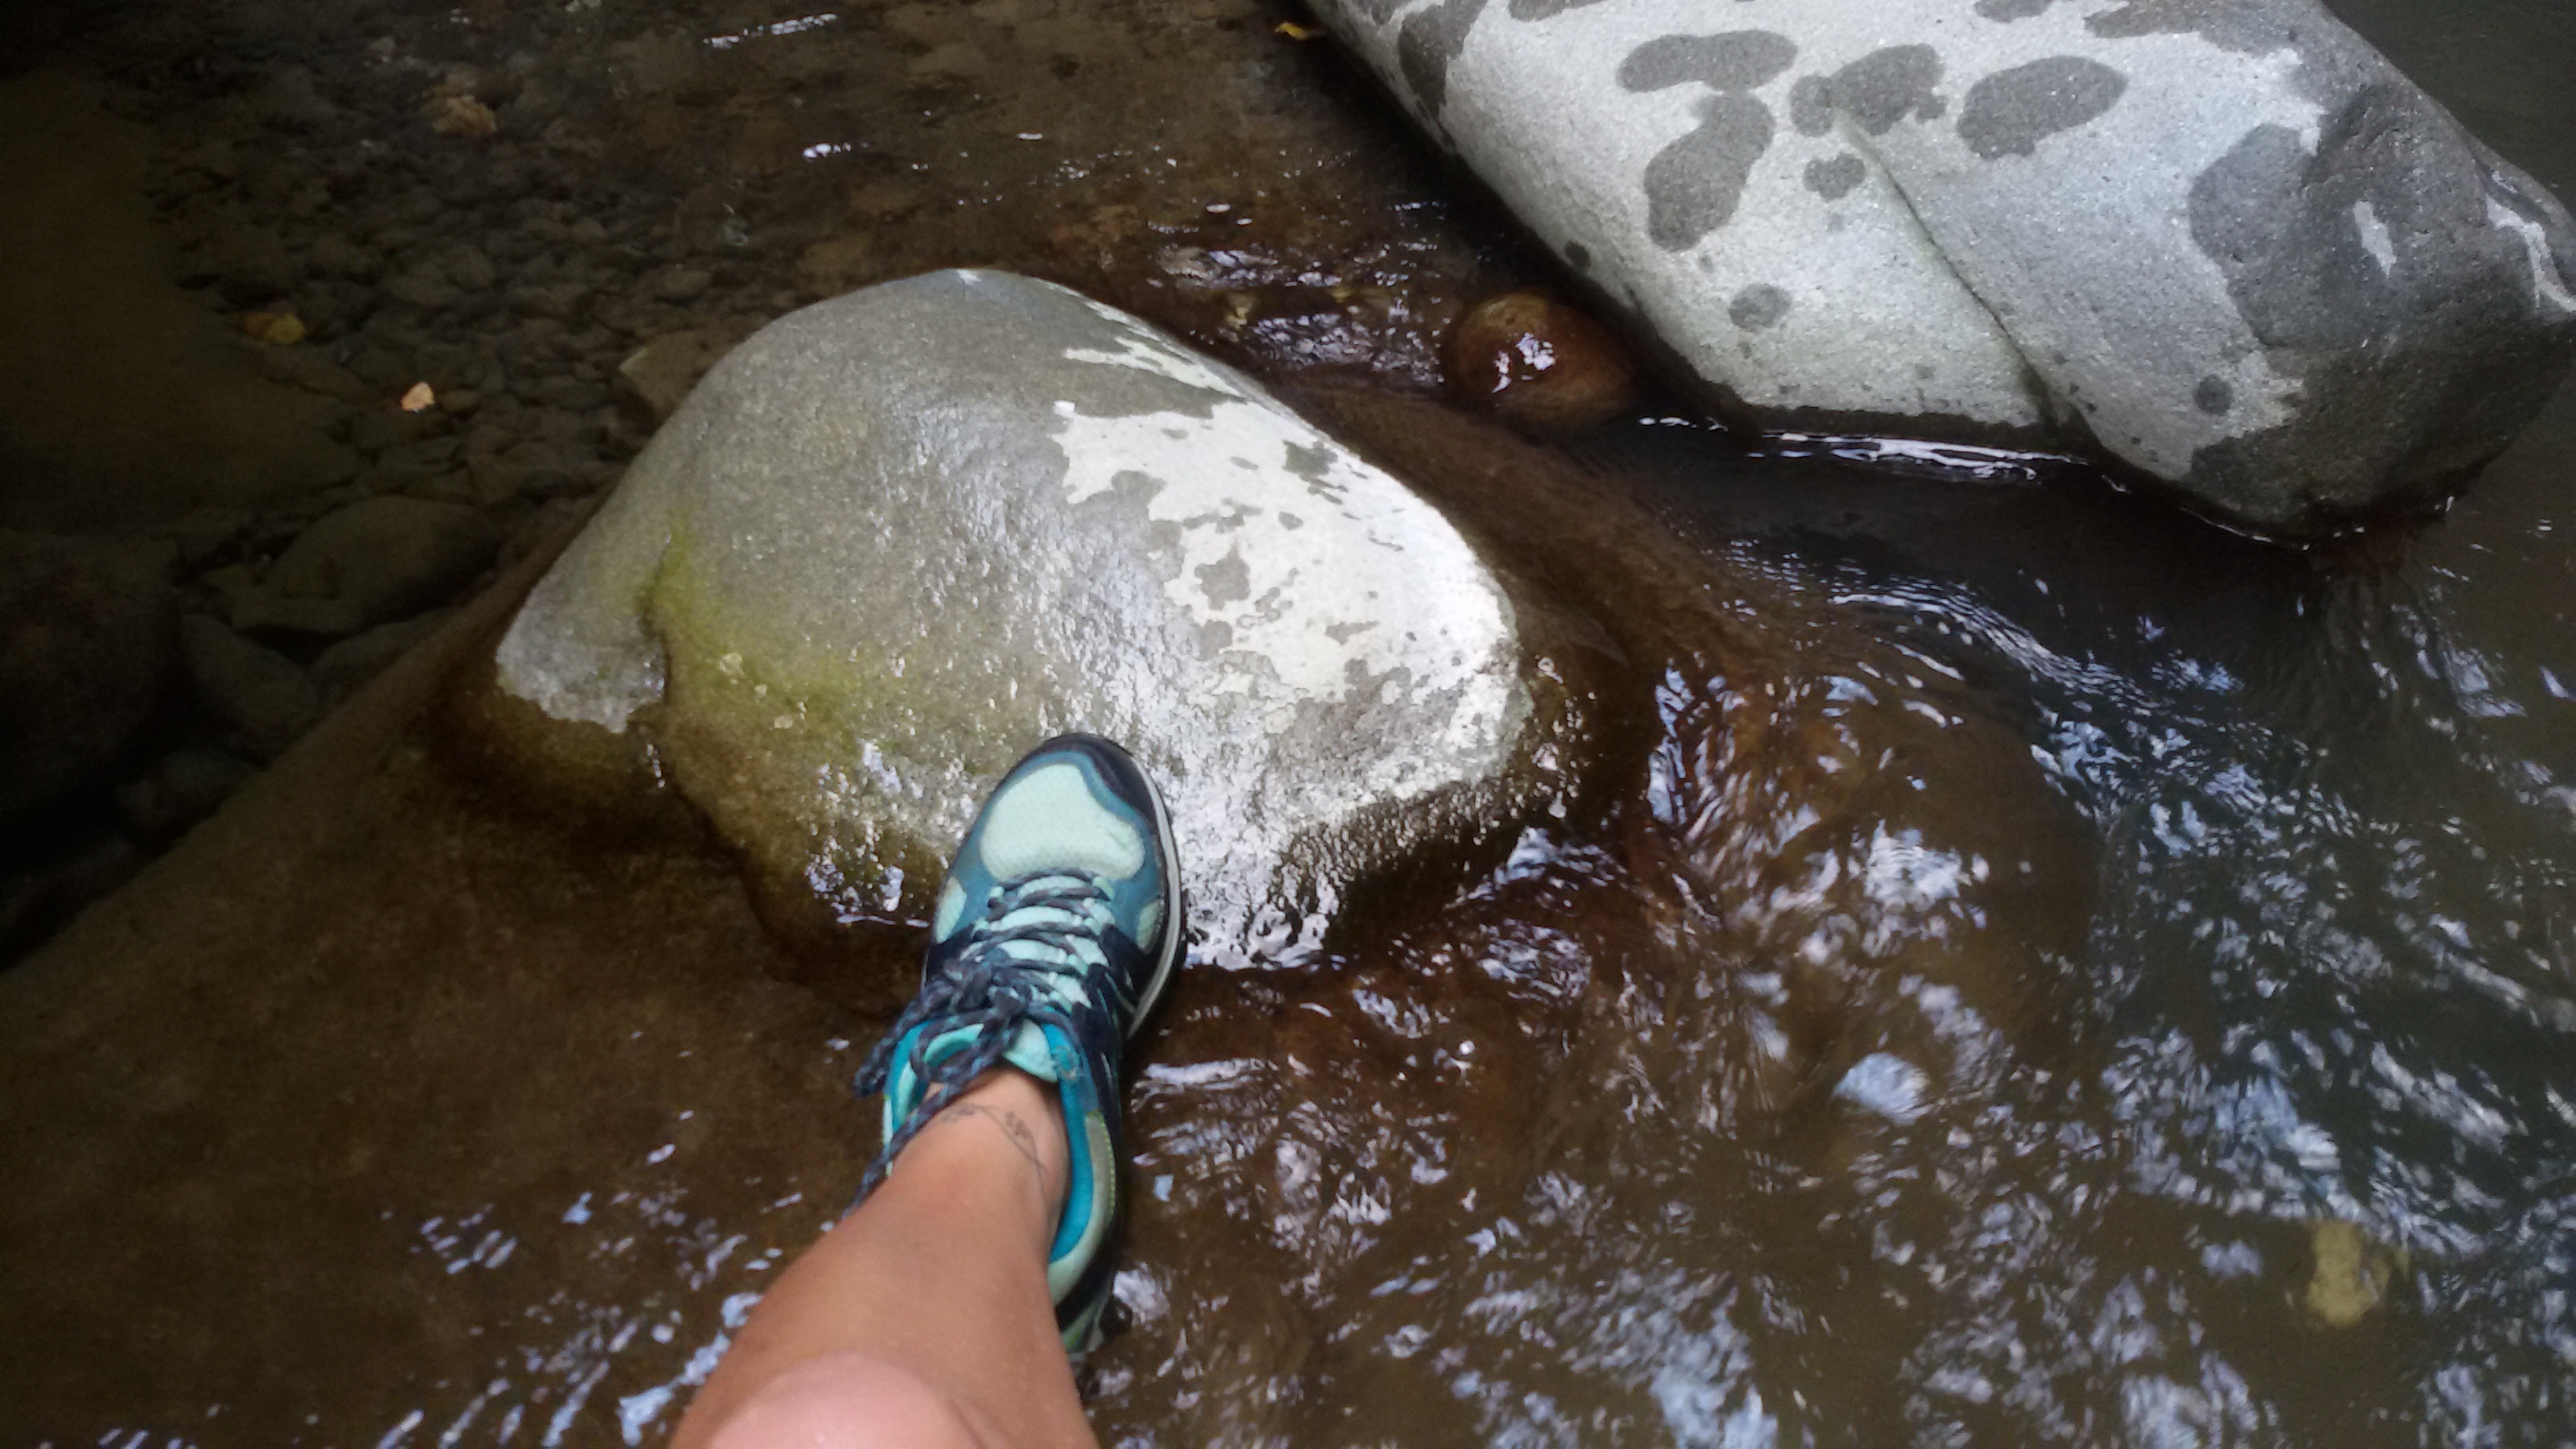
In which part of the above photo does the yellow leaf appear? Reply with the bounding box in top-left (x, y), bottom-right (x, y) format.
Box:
top-left (242, 312), bottom-right (305, 346)
top-left (399, 382), bottom-right (437, 413)
top-left (1274, 21), bottom-right (1320, 39)
top-left (425, 94), bottom-right (498, 139)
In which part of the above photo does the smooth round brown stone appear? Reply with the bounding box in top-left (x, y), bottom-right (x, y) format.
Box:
top-left (1446, 290), bottom-right (1637, 430)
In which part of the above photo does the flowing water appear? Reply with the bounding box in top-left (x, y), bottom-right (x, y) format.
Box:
top-left (2, 0), bottom-right (2572, 1443)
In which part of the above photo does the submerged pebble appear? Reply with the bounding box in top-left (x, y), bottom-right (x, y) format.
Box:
top-left (1447, 290), bottom-right (1635, 431)
top-left (178, 614), bottom-right (320, 761)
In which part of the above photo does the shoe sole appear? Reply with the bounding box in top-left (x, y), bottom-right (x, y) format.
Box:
top-left (1125, 749), bottom-right (1185, 1039)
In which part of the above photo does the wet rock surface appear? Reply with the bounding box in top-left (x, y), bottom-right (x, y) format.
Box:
top-left (496, 270), bottom-right (1543, 971)
top-left (1447, 289), bottom-right (1637, 430)
top-left (1305, 0), bottom-right (2576, 533)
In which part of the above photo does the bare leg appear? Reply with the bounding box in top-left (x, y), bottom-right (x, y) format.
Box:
top-left (672, 1069), bottom-right (1097, 1449)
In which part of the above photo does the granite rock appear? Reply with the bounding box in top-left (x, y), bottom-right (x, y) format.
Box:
top-left (1304, 0), bottom-right (2576, 532)
top-left (496, 269), bottom-right (1538, 957)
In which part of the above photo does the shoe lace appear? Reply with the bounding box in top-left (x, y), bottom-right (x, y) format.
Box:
top-left (850, 871), bottom-right (1120, 1199)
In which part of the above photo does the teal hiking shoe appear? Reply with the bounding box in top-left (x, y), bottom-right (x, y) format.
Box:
top-left (852, 733), bottom-right (1185, 1352)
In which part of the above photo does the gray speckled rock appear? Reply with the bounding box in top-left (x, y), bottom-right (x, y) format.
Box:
top-left (1306, 0), bottom-right (2576, 532)
top-left (495, 269), bottom-right (1536, 958)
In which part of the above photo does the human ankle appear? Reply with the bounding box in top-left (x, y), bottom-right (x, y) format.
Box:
top-left (900, 1069), bottom-right (1070, 1243)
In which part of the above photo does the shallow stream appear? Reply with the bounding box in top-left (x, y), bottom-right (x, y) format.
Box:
top-left (2, 0), bottom-right (2572, 1443)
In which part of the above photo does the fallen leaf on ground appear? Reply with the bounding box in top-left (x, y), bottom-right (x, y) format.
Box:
top-left (242, 313), bottom-right (306, 346)
top-left (425, 93), bottom-right (497, 138)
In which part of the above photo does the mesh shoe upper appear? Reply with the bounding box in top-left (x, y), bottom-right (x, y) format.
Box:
top-left (852, 734), bottom-right (1183, 1351)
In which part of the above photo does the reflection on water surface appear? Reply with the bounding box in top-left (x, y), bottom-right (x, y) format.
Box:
top-left (1085, 389), bottom-right (2576, 1440)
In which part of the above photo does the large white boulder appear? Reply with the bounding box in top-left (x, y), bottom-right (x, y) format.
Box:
top-left (494, 270), bottom-right (1536, 957)
top-left (1305, 0), bottom-right (2576, 532)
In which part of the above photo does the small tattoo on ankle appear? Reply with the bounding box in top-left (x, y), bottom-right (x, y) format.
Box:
top-left (928, 1103), bottom-right (1048, 1179)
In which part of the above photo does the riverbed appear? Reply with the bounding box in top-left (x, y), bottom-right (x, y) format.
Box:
top-left (1, 0), bottom-right (2570, 1443)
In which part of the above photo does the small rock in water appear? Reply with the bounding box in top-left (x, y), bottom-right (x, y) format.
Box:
top-left (179, 615), bottom-right (321, 761)
top-left (613, 331), bottom-right (728, 426)
top-left (606, 30), bottom-right (703, 95)
top-left (343, 343), bottom-right (423, 394)
top-left (312, 609), bottom-right (455, 702)
top-left (845, 179), bottom-right (923, 222)
top-left (381, 263), bottom-right (462, 313)
top-left (227, 593), bottom-right (366, 638)
top-left (648, 266), bottom-right (713, 305)
top-left (884, 0), bottom-right (975, 47)
top-left (241, 312), bottom-right (306, 346)
top-left (470, 439), bottom-right (578, 504)
top-left (305, 234), bottom-right (373, 281)
top-left (909, 42), bottom-right (994, 83)
top-left (116, 747), bottom-right (260, 839)
top-left (248, 66), bottom-right (339, 130)
top-left (796, 234), bottom-right (878, 298)
top-left (155, 507), bottom-right (254, 571)
top-left (258, 496), bottom-right (501, 631)
top-left (259, 346), bottom-right (376, 404)
top-left (442, 245), bottom-right (497, 294)
top-left (208, 222), bottom-right (299, 305)
top-left (175, 138), bottom-right (240, 182)
top-left (1447, 291), bottom-right (1635, 430)
top-left (507, 283), bottom-right (591, 323)
top-left (348, 409), bottom-right (438, 459)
